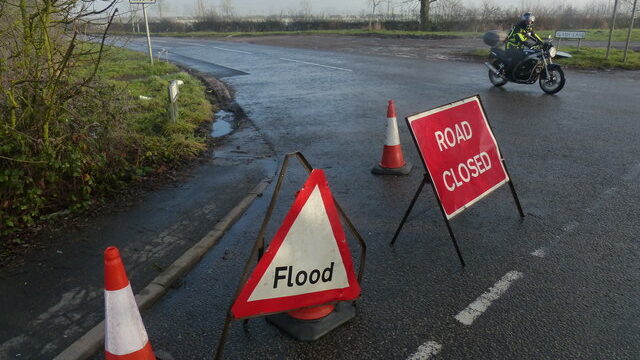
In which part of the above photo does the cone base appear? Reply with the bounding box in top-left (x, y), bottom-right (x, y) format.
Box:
top-left (266, 302), bottom-right (356, 342)
top-left (371, 162), bottom-right (413, 176)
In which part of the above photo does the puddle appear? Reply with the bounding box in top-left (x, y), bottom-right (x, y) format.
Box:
top-left (211, 110), bottom-right (234, 137)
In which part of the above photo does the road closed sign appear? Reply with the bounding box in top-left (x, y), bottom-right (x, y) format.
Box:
top-left (407, 96), bottom-right (509, 219)
top-left (231, 169), bottom-right (360, 319)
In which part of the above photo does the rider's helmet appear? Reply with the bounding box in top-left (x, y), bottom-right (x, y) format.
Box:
top-left (521, 12), bottom-right (535, 26)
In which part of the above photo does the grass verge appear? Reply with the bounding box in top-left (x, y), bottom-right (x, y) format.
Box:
top-left (463, 46), bottom-right (640, 70)
top-left (1, 45), bottom-right (213, 240)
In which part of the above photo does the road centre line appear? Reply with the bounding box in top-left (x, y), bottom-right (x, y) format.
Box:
top-left (455, 271), bottom-right (523, 326)
top-left (182, 42), bottom-right (205, 47)
top-left (212, 46), bottom-right (253, 54)
top-left (279, 57), bottom-right (353, 72)
top-left (407, 341), bottom-right (442, 360)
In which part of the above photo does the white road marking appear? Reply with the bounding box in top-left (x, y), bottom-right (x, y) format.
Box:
top-left (212, 46), bottom-right (252, 54)
top-left (155, 40), bottom-right (168, 43)
top-left (455, 271), bottom-right (523, 326)
top-left (183, 42), bottom-right (206, 47)
top-left (531, 248), bottom-right (547, 258)
top-left (279, 57), bottom-right (353, 72)
top-left (407, 341), bottom-right (442, 360)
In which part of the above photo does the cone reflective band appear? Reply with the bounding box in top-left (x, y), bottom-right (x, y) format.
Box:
top-left (372, 100), bottom-right (412, 175)
top-left (104, 247), bottom-right (156, 360)
top-left (406, 96), bottom-right (509, 219)
top-left (380, 100), bottom-right (404, 168)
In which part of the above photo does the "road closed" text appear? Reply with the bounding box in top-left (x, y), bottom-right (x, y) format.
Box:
top-left (434, 121), bottom-right (493, 191)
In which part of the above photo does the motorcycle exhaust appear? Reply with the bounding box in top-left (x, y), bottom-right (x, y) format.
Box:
top-left (484, 62), bottom-right (500, 76)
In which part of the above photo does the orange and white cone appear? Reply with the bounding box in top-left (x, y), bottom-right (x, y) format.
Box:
top-left (104, 246), bottom-right (156, 360)
top-left (371, 100), bottom-right (413, 175)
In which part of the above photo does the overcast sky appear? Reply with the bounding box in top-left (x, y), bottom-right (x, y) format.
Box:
top-left (129, 0), bottom-right (604, 18)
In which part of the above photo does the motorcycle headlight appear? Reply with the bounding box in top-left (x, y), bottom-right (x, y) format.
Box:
top-left (549, 46), bottom-right (557, 58)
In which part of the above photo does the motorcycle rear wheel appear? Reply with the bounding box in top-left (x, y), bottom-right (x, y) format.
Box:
top-left (488, 61), bottom-right (508, 87)
top-left (539, 65), bottom-right (566, 94)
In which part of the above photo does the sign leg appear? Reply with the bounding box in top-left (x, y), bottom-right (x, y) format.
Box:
top-left (507, 180), bottom-right (525, 218)
top-left (214, 313), bottom-right (233, 360)
top-left (390, 175), bottom-right (429, 246)
top-left (443, 218), bottom-right (466, 268)
top-left (501, 161), bottom-right (525, 218)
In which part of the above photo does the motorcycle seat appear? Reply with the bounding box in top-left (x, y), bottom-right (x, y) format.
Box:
top-left (490, 47), bottom-right (510, 61)
top-left (491, 47), bottom-right (506, 56)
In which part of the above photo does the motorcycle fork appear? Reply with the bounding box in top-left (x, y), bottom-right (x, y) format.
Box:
top-left (541, 56), bottom-right (552, 80)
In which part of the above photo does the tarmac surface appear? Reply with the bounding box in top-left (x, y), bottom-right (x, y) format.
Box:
top-left (107, 36), bottom-right (639, 359)
top-left (2, 34), bottom-right (640, 359)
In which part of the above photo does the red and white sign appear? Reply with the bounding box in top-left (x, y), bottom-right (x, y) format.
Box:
top-left (407, 96), bottom-right (509, 219)
top-left (231, 169), bottom-right (360, 319)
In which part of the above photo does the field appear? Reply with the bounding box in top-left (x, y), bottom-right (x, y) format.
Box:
top-left (143, 28), bottom-right (640, 43)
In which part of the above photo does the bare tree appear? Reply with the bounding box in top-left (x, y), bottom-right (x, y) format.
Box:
top-left (369, 0), bottom-right (385, 29)
top-left (300, 0), bottom-right (312, 20)
top-left (419, 0), bottom-right (438, 31)
top-left (479, 0), bottom-right (502, 31)
top-left (220, 0), bottom-right (234, 18)
top-left (1, 0), bottom-right (118, 140)
top-left (156, 0), bottom-right (168, 18)
top-left (194, 0), bottom-right (217, 20)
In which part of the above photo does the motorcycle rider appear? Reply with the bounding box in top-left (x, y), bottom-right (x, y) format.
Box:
top-left (505, 12), bottom-right (543, 74)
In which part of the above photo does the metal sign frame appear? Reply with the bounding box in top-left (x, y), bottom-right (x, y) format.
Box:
top-left (214, 152), bottom-right (367, 359)
top-left (391, 95), bottom-right (524, 268)
top-left (554, 30), bottom-right (586, 50)
top-left (554, 30), bottom-right (586, 39)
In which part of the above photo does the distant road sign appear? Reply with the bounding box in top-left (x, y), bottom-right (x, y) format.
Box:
top-left (406, 96), bottom-right (510, 219)
top-left (129, 0), bottom-right (156, 4)
top-left (555, 31), bottom-right (586, 39)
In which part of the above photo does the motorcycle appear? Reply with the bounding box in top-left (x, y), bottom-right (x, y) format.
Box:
top-left (484, 40), bottom-right (572, 94)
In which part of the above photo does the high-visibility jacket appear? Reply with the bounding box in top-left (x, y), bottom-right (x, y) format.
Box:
top-left (506, 22), bottom-right (542, 49)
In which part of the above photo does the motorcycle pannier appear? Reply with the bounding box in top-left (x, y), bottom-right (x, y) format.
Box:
top-left (483, 30), bottom-right (507, 47)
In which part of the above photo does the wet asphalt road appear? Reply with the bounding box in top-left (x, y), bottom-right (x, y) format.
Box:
top-left (117, 37), bottom-right (640, 359)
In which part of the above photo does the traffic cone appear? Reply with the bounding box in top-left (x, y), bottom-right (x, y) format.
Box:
top-left (371, 100), bottom-right (413, 175)
top-left (104, 246), bottom-right (156, 360)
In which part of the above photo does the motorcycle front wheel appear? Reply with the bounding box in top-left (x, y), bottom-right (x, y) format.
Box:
top-left (488, 61), bottom-right (508, 87)
top-left (539, 65), bottom-right (566, 94)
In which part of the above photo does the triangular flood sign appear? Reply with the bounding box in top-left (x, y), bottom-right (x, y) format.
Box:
top-left (231, 169), bottom-right (361, 319)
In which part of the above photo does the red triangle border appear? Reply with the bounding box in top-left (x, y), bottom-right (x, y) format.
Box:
top-left (231, 169), bottom-right (361, 319)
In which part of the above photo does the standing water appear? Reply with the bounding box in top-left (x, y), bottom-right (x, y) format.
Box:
top-left (211, 110), bottom-right (234, 138)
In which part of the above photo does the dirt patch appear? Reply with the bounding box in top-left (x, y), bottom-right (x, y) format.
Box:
top-left (217, 34), bottom-right (640, 63)
top-left (220, 34), bottom-right (487, 62)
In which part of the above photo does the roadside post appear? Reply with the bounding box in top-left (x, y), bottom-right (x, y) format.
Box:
top-left (129, 0), bottom-right (156, 64)
top-left (624, 0), bottom-right (638, 63)
top-left (554, 30), bottom-right (586, 51)
top-left (168, 80), bottom-right (184, 122)
top-left (214, 152), bottom-right (366, 359)
top-left (390, 95), bottom-right (524, 268)
top-left (607, 0), bottom-right (620, 59)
